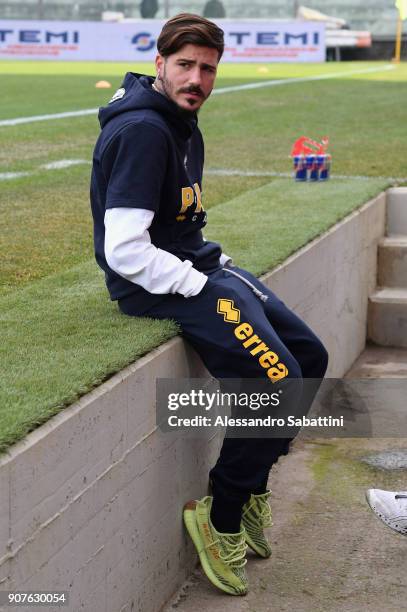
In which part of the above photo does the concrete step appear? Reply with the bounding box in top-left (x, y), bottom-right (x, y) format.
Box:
top-left (368, 288), bottom-right (407, 347)
top-left (387, 187), bottom-right (407, 236)
top-left (346, 343), bottom-right (407, 378)
top-left (378, 236), bottom-right (407, 288)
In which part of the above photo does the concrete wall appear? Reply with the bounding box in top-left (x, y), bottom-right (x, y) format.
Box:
top-left (264, 190), bottom-right (386, 377)
top-left (0, 190), bottom-right (386, 612)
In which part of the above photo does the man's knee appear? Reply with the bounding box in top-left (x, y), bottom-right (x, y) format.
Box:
top-left (312, 338), bottom-right (329, 378)
top-left (287, 353), bottom-right (303, 380)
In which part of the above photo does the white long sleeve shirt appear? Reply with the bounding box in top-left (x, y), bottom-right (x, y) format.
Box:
top-left (105, 207), bottom-right (211, 297)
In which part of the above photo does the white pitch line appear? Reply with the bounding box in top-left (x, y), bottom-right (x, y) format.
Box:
top-left (0, 171), bottom-right (31, 180)
top-left (41, 159), bottom-right (90, 170)
top-left (0, 158), bottom-right (90, 181)
top-left (212, 64), bottom-right (395, 95)
top-left (204, 168), bottom-right (407, 182)
top-left (0, 108), bottom-right (98, 127)
top-left (1, 159), bottom-right (405, 183)
top-left (0, 64), bottom-right (394, 128)
top-left (206, 169), bottom-right (291, 177)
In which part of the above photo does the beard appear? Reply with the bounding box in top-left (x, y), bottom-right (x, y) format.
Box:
top-left (155, 71), bottom-right (204, 117)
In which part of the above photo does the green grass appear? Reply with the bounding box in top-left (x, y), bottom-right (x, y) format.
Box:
top-left (0, 261), bottom-right (178, 452)
top-left (207, 178), bottom-right (388, 275)
top-left (0, 60), bottom-right (406, 452)
top-left (0, 165), bottom-right (269, 294)
top-left (1, 62), bottom-right (406, 295)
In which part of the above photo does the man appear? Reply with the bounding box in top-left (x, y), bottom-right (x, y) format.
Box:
top-left (366, 489), bottom-right (407, 535)
top-left (90, 13), bottom-right (328, 596)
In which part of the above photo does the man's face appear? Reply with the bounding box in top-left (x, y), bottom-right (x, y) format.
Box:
top-left (155, 44), bottom-right (219, 114)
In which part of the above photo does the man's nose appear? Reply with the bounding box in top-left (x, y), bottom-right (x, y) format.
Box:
top-left (188, 66), bottom-right (202, 86)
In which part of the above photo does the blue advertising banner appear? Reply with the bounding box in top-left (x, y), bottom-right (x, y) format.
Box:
top-left (0, 19), bottom-right (325, 62)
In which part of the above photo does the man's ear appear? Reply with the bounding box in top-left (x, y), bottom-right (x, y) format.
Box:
top-left (155, 54), bottom-right (164, 79)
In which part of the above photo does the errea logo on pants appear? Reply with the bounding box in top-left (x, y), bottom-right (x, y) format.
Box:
top-left (217, 298), bottom-right (240, 323)
top-left (217, 298), bottom-right (288, 383)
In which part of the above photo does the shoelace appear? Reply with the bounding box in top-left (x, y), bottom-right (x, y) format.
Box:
top-left (242, 493), bottom-right (273, 528)
top-left (258, 502), bottom-right (273, 528)
top-left (204, 534), bottom-right (248, 568)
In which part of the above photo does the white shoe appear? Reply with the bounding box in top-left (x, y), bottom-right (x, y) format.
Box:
top-left (366, 489), bottom-right (407, 536)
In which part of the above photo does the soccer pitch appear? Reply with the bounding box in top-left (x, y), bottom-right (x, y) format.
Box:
top-left (0, 60), bottom-right (406, 452)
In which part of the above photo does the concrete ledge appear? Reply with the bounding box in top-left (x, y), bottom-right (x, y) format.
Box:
top-left (0, 190), bottom-right (387, 612)
top-left (0, 341), bottom-right (221, 611)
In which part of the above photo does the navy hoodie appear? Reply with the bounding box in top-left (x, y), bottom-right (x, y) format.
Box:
top-left (90, 72), bottom-right (222, 310)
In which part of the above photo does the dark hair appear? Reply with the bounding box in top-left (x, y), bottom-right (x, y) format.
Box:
top-left (157, 13), bottom-right (224, 61)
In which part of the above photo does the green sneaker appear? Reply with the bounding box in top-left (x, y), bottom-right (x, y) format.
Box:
top-left (183, 496), bottom-right (248, 596)
top-left (241, 490), bottom-right (273, 558)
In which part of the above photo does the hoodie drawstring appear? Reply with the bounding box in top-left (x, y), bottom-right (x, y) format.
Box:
top-left (223, 267), bottom-right (269, 303)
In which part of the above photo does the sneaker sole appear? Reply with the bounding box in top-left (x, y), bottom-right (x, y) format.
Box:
top-left (183, 501), bottom-right (248, 596)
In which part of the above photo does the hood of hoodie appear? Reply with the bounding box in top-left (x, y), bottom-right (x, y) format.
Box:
top-left (98, 73), bottom-right (198, 141)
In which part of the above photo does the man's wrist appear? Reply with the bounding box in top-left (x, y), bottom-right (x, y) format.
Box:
top-left (219, 252), bottom-right (233, 267)
top-left (181, 270), bottom-right (208, 298)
